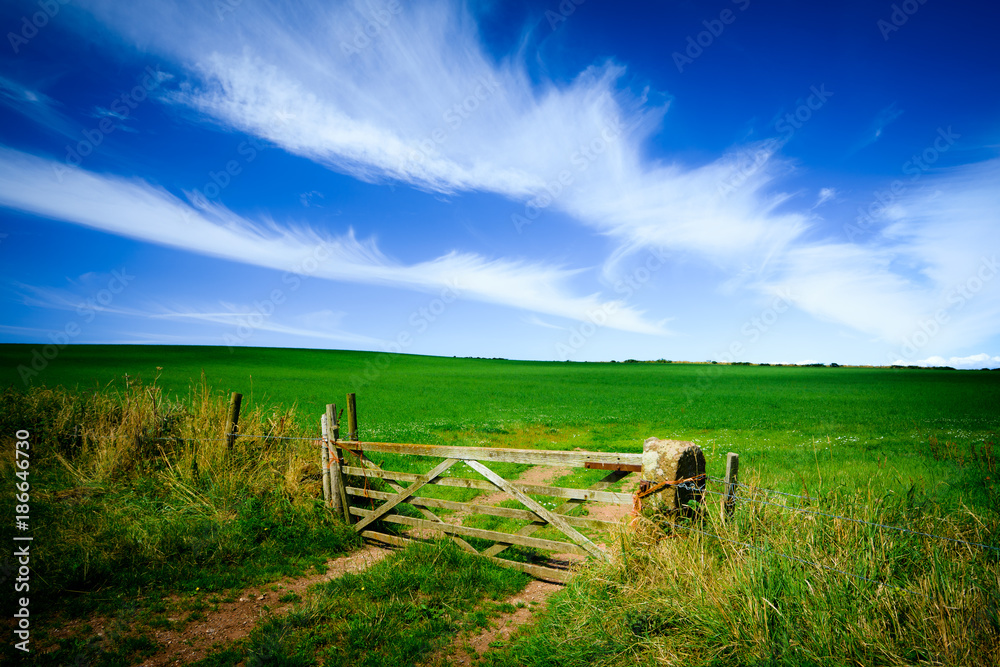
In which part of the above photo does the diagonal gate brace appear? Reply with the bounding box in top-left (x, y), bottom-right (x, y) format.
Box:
top-left (483, 469), bottom-right (627, 558)
top-left (349, 451), bottom-right (478, 554)
top-left (464, 459), bottom-right (608, 562)
top-left (354, 458), bottom-right (458, 532)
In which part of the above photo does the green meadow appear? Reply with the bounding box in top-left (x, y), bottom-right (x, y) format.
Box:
top-left (3, 343), bottom-right (998, 503)
top-left (1, 344), bottom-right (998, 665)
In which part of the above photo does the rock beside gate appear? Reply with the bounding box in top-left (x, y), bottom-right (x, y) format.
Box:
top-left (641, 438), bottom-right (706, 514)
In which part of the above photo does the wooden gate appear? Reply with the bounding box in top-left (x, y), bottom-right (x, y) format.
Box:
top-left (335, 441), bottom-right (642, 583)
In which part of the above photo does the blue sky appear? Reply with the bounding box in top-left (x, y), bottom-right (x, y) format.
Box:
top-left (1, 0), bottom-right (999, 368)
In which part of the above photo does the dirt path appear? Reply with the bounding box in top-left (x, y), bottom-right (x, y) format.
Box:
top-left (411, 465), bottom-right (634, 665)
top-left (421, 579), bottom-right (563, 666)
top-left (41, 465), bottom-right (637, 664)
top-left (45, 544), bottom-right (393, 667)
top-left (147, 544), bottom-right (393, 666)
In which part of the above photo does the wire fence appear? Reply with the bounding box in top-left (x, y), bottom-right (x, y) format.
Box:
top-left (680, 480), bottom-right (1000, 554)
top-left (707, 475), bottom-right (815, 501)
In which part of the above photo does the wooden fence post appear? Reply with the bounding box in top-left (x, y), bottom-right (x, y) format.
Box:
top-left (325, 403), bottom-right (348, 519)
top-left (225, 392), bottom-right (242, 450)
top-left (720, 452), bottom-right (739, 521)
top-left (321, 414), bottom-right (332, 507)
top-left (331, 403), bottom-right (340, 441)
top-left (346, 393), bottom-right (358, 442)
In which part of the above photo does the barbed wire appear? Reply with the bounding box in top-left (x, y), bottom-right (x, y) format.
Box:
top-left (675, 481), bottom-right (1000, 554)
top-left (668, 520), bottom-right (927, 598)
top-left (707, 476), bottom-right (814, 501)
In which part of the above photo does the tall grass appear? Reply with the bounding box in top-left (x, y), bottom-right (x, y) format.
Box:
top-left (0, 375), bottom-right (359, 618)
top-left (487, 472), bottom-right (1000, 666)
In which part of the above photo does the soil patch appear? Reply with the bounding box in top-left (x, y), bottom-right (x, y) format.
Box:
top-left (421, 579), bottom-right (563, 666)
top-left (43, 544), bottom-right (393, 666)
top-left (587, 501), bottom-right (632, 524)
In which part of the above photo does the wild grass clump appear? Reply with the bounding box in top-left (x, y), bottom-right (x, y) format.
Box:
top-left (0, 377), bottom-right (359, 614)
top-left (488, 474), bottom-right (1000, 667)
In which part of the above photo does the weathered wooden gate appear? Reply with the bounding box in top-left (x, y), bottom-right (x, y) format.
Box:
top-left (335, 441), bottom-right (642, 583)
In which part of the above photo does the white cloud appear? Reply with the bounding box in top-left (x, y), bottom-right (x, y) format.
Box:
top-left (41, 1), bottom-right (1000, 356)
top-left (522, 314), bottom-right (565, 331)
top-left (0, 74), bottom-right (75, 138)
top-left (757, 159), bottom-right (1000, 354)
top-left (75, 0), bottom-right (798, 266)
top-left (850, 102), bottom-right (904, 154)
top-left (814, 188), bottom-right (836, 207)
top-left (762, 242), bottom-right (929, 342)
top-left (153, 306), bottom-right (384, 347)
top-left (0, 146), bottom-right (664, 336)
top-left (900, 354), bottom-right (1000, 370)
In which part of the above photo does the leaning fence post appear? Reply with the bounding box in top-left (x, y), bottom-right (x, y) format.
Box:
top-left (721, 452), bottom-right (739, 521)
top-left (325, 403), bottom-right (348, 520)
top-left (225, 392), bottom-right (242, 450)
top-left (321, 414), bottom-right (332, 507)
top-left (346, 393), bottom-right (358, 442)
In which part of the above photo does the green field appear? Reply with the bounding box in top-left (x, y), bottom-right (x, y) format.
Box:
top-left (2, 344), bottom-right (998, 665)
top-left (3, 343), bottom-right (998, 504)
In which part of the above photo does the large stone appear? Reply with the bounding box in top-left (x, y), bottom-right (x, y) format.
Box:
top-left (641, 437), bottom-right (706, 514)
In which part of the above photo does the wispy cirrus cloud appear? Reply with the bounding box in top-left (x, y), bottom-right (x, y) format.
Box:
top-left (522, 314), bottom-right (566, 331)
top-left (849, 102), bottom-right (904, 154)
top-left (0, 145), bottom-right (664, 335)
top-left (31, 0), bottom-right (1000, 355)
top-left (763, 158), bottom-right (1000, 350)
top-left (0, 74), bottom-right (76, 138)
top-left (71, 2), bottom-right (808, 278)
top-left (152, 306), bottom-right (386, 346)
top-left (75, 2), bottom-right (782, 251)
top-left (4, 278), bottom-right (384, 347)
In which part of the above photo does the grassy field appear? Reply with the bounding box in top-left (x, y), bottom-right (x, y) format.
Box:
top-left (3, 343), bottom-right (998, 504)
top-left (1, 343), bottom-right (998, 665)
